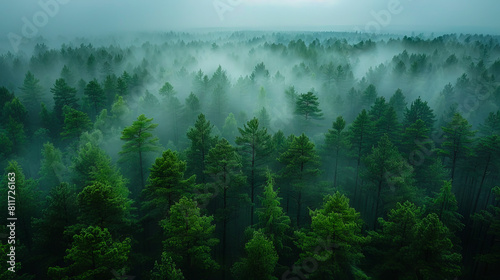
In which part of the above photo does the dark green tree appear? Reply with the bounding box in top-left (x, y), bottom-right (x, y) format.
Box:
top-left (60, 106), bottom-right (92, 141)
top-left (150, 252), bottom-right (185, 280)
top-left (51, 78), bottom-right (78, 124)
top-left (295, 91), bottom-right (323, 121)
top-left (235, 117), bottom-right (273, 225)
top-left (278, 133), bottom-right (320, 226)
top-left (389, 88), bottom-right (407, 121)
top-left (83, 79), bottom-right (106, 118)
top-left (403, 97), bottom-right (436, 132)
top-left (324, 116), bottom-right (350, 188)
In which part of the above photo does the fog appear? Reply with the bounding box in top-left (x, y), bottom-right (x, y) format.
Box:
top-left (2, 1), bottom-right (500, 280)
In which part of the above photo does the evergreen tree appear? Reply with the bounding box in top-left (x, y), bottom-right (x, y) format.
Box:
top-left (38, 142), bottom-right (66, 191)
top-left (204, 138), bottom-right (245, 275)
top-left (160, 196), bottom-right (219, 278)
top-left (295, 192), bottom-right (368, 280)
top-left (19, 71), bottom-right (43, 117)
top-left (48, 226), bottom-right (131, 280)
top-left (403, 97), bottom-right (436, 132)
top-left (256, 172), bottom-right (291, 252)
top-left (389, 88), bottom-right (407, 121)
top-left (295, 91), bottom-right (323, 121)
top-left (83, 79), bottom-right (106, 119)
top-left (222, 113), bottom-right (238, 143)
top-left (278, 133), bottom-right (320, 226)
top-left (438, 112), bottom-right (476, 182)
top-left (231, 231), bottom-right (278, 280)
top-left (471, 135), bottom-right (500, 213)
top-left (324, 116), bottom-right (350, 188)
top-left (119, 114), bottom-right (161, 193)
top-left (60, 106), bottom-right (92, 142)
top-left (150, 252), bottom-right (185, 280)
top-left (427, 180), bottom-right (464, 234)
top-left (51, 78), bottom-right (78, 124)
top-left (77, 182), bottom-right (133, 237)
top-left (235, 117), bottom-right (273, 225)
top-left (143, 149), bottom-right (196, 220)
top-left (184, 92), bottom-right (201, 126)
top-left (186, 113), bottom-right (217, 184)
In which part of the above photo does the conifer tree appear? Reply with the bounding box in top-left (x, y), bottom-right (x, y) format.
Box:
top-left (324, 116), bottom-right (350, 188)
top-left (278, 133), bottom-right (320, 226)
top-left (119, 114), bottom-right (161, 193)
top-left (231, 231), bottom-right (278, 280)
top-left (186, 113), bottom-right (217, 184)
top-left (160, 196), bottom-right (219, 278)
top-left (295, 192), bottom-right (368, 280)
top-left (83, 79), bottom-right (106, 119)
top-left (236, 117), bottom-right (273, 225)
top-left (61, 106), bottom-right (92, 142)
top-left (348, 109), bottom-right (373, 200)
top-left (51, 78), bottom-right (79, 124)
top-left (150, 252), bottom-right (185, 280)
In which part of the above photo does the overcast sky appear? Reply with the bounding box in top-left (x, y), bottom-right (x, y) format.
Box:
top-left (1, 0), bottom-right (499, 38)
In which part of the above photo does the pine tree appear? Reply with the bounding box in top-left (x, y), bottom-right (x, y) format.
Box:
top-left (19, 71), bottom-right (43, 117)
top-left (471, 135), bottom-right (500, 213)
top-left (160, 196), bottom-right (219, 278)
top-left (143, 149), bottom-right (196, 219)
top-left (438, 112), bottom-right (476, 182)
top-left (150, 252), bottom-right (185, 280)
top-left (295, 192), bottom-right (368, 280)
top-left (60, 106), bottom-right (92, 141)
top-left (204, 138), bottom-right (245, 275)
top-left (428, 180), bottom-right (464, 233)
top-left (38, 142), bottom-right (66, 191)
top-left (186, 113), bottom-right (217, 184)
top-left (231, 231), bottom-right (278, 280)
top-left (83, 79), bottom-right (106, 119)
top-left (403, 96), bottom-right (436, 132)
top-left (222, 113), bottom-right (238, 142)
top-left (48, 226), bottom-right (131, 280)
top-left (51, 78), bottom-right (79, 124)
top-left (235, 117), bottom-right (273, 225)
top-left (324, 116), bottom-right (350, 188)
top-left (77, 182), bottom-right (133, 237)
top-left (256, 172), bottom-right (291, 251)
top-left (278, 133), bottom-right (320, 226)
top-left (389, 88), bottom-right (407, 121)
top-left (295, 91), bottom-right (323, 121)
top-left (119, 114), bottom-right (161, 193)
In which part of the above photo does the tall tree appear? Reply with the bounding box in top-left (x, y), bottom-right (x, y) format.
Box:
top-left (389, 88), bottom-right (407, 121)
top-left (60, 106), bottom-right (92, 142)
top-left (204, 138), bottom-right (245, 277)
top-left (438, 112), bottom-right (476, 183)
top-left (19, 71), bottom-right (43, 117)
top-left (143, 149), bottom-right (196, 220)
top-left (48, 226), bottom-right (131, 280)
top-left (295, 192), bottom-right (368, 280)
top-left (324, 116), bottom-right (350, 188)
top-left (403, 96), bottom-right (436, 133)
top-left (256, 172), bottom-right (291, 252)
top-left (278, 133), bottom-right (320, 226)
top-left (186, 113), bottom-right (217, 184)
top-left (119, 114), bottom-right (161, 193)
top-left (160, 196), bottom-right (219, 279)
top-left (51, 78), bottom-right (79, 125)
top-left (235, 117), bottom-right (273, 225)
top-left (231, 231), bottom-right (278, 280)
top-left (150, 252), bottom-right (185, 280)
top-left (83, 79), bottom-right (106, 119)
top-left (295, 91), bottom-right (323, 122)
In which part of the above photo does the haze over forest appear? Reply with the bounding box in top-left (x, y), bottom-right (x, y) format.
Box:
top-left (1, 1), bottom-right (500, 280)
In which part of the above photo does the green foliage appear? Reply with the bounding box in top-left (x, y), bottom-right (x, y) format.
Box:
top-left (256, 172), bottom-right (291, 251)
top-left (295, 192), bottom-right (368, 280)
top-left (231, 231), bottom-right (278, 280)
top-left (77, 182), bottom-right (133, 236)
top-left (186, 113), bottom-right (217, 183)
top-left (38, 142), bottom-right (66, 190)
top-left (367, 201), bottom-right (461, 280)
top-left (389, 89), bottom-right (407, 121)
top-left (83, 79), bottom-right (106, 117)
top-left (119, 114), bottom-right (161, 191)
top-left (48, 226), bottom-right (131, 280)
top-left (295, 91), bottom-right (323, 120)
top-left (160, 196), bottom-right (219, 275)
top-left (61, 106), bottom-right (92, 141)
top-left (324, 116), bottom-right (350, 188)
top-left (19, 71), bottom-right (43, 114)
top-left (403, 97), bottom-right (436, 132)
top-left (427, 180), bottom-right (464, 233)
top-left (51, 78), bottom-right (79, 122)
top-left (150, 252), bottom-right (185, 280)
top-left (143, 149), bottom-right (195, 219)
top-left (222, 113), bottom-right (238, 142)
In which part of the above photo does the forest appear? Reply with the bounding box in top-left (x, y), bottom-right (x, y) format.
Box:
top-left (0, 31), bottom-right (500, 279)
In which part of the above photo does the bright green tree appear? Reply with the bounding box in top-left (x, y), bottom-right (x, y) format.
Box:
top-left (160, 196), bottom-right (219, 278)
top-left (119, 114), bottom-right (161, 193)
top-left (256, 172), bottom-right (291, 252)
top-left (48, 226), bottom-right (131, 280)
top-left (186, 113), bottom-right (217, 184)
top-left (231, 231), bottom-right (279, 280)
top-left (295, 192), bottom-right (368, 280)
top-left (150, 252), bottom-right (185, 280)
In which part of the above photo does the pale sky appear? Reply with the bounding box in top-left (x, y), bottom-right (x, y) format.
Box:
top-left (0, 0), bottom-right (499, 38)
